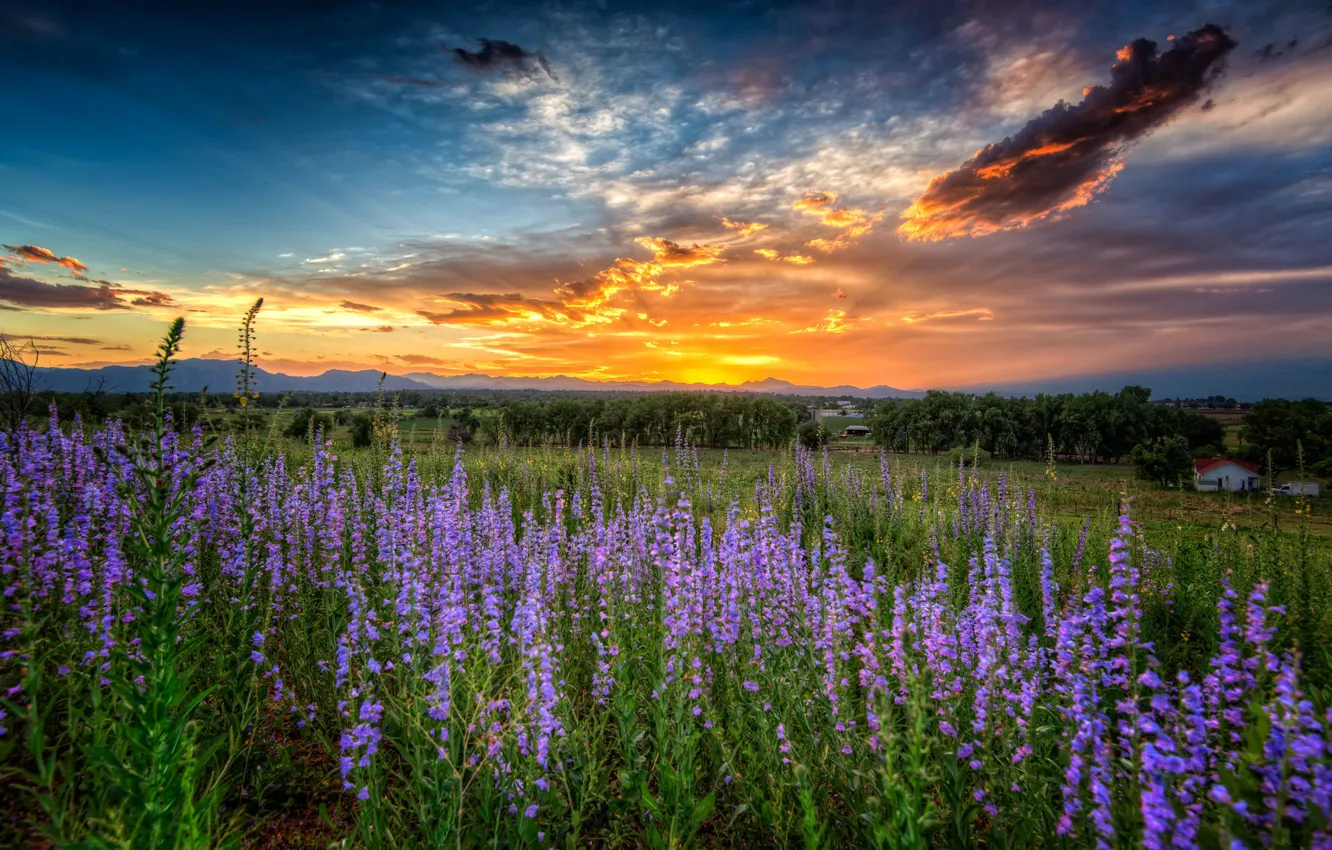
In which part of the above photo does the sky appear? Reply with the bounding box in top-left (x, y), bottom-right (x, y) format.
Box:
top-left (2, 0), bottom-right (1331, 391)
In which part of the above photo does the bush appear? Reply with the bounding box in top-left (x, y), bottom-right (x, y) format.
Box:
top-left (1130, 435), bottom-right (1193, 488)
top-left (797, 419), bottom-right (827, 449)
top-left (351, 414), bottom-right (374, 448)
top-left (946, 445), bottom-right (991, 467)
top-left (285, 407), bottom-right (330, 441)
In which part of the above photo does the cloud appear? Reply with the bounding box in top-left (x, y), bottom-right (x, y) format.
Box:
top-left (362, 325), bottom-right (397, 333)
top-left (130, 291), bottom-right (178, 308)
top-left (0, 262), bottom-right (178, 312)
top-left (633, 237), bottom-right (723, 268)
top-left (754, 248), bottom-right (814, 265)
top-left (392, 353), bottom-right (464, 367)
top-left (0, 333), bottom-right (104, 346)
top-left (0, 265), bottom-right (127, 310)
top-left (340, 300), bottom-right (382, 313)
top-left (447, 38), bottom-right (556, 81)
top-left (899, 24), bottom-right (1238, 242)
top-left (400, 235), bottom-right (726, 330)
top-left (791, 309), bottom-right (870, 335)
top-left (0, 10), bottom-right (64, 39)
top-left (381, 74), bottom-right (447, 88)
top-left (552, 237), bottom-right (724, 324)
top-left (720, 217), bottom-right (768, 237)
top-left (418, 292), bottom-right (564, 326)
top-left (900, 308), bottom-right (995, 323)
top-left (3, 244), bottom-right (89, 274)
top-left (791, 192), bottom-right (879, 251)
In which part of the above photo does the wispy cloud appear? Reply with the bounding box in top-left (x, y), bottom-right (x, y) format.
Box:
top-left (900, 308), bottom-right (995, 323)
top-left (339, 300), bottom-right (382, 313)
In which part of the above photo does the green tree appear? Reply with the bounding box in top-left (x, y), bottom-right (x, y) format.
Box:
top-left (1130, 436), bottom-right (1194, 488)
top-left (351, 413), bottom-right (374, 448)
top-left (798, 419), bottom-right (827, 449)
top-left (1240, 399), bottom-right (1332, 474)
top-left (284, 407), bottom-right (329, 441)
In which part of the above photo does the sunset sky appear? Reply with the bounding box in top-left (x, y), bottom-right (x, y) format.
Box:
top-left (2, 0), bottom-right (1331, 390)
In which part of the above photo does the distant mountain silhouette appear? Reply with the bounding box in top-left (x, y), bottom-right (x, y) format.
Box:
top-left (29, 359), bottom-right (922, 397)
top-left (27, 357), bottom-right (1332, 401)
top-left (972, 357), bottom-right (1332, 402)
top-left (34, 360), bottom-right (432, 394)
top-left (402, 372), bottom-right (924, 398)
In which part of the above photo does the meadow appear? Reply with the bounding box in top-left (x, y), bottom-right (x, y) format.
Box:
top-left (2, 323), bottom-right (1332, 849)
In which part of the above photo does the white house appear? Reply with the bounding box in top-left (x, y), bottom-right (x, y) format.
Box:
top-left (1194, 458), bottom-right (1261, 492)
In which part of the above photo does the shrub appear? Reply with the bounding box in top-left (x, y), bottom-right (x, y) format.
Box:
top-left (797, 419), bottom-right (827, 449)
top-left (351, 413), bottom-right (374, 448)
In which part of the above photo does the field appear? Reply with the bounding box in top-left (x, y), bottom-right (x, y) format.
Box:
top-left (3, 358), bottom-right (1332, 848)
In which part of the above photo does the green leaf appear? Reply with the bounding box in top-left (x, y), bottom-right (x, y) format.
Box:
top-left (692, 791), bottom-right (716, 826)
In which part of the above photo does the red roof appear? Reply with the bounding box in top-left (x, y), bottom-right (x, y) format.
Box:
top-left (1195, 458), bottom-right (1259, 476)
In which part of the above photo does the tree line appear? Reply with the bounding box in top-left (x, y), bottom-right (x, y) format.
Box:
top-left (865, 387), bottom-right (1225, 464)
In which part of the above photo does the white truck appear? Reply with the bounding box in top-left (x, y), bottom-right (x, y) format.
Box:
top-left (1273, 482), bottom-right (1321, 497)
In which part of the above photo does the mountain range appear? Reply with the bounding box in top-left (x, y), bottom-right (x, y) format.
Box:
top-left (24, 357), bottom-right (1332, 401)
top-left (30, 359), bottom-right (923, 398)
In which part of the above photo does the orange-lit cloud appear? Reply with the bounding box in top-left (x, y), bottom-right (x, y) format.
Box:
top-left (899, 24), bottom-right (1237, 242)
top-left (416, 236), bottom-right (725, 329)
top-left (792, 308), bottom-right (870, 334)
top-left (632, 237), bottom-right (723, 268)
top-left (791, 192), bottom-right (879, 251)
top-left (900, 308), bottom-right (994, 323)
top-left (720, 217), bottom-right (768, 237)
top-left (4, 244), bottom-right (90, 274)
top-left (754, 248), bottom-right (814, 265)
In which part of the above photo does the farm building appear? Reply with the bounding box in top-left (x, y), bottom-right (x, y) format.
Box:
top-left (1194, 458), bottom-right (1261, 492)
top-left (840, 425), bottom-right (871, 438)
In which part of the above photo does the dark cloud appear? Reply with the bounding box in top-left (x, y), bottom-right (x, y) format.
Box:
top-left (1254, 38), bottom-right (1299, 61)
top-left (4, 243), bottom-right (89, 273)
top-left (339, 300), bottom-right (382, 313)
top-left (0, 333), bottom-right (103, 346)
top-left (418, 292), bottom-right (563, 326)
top-left (0, 263), bottom-right (177, 311)
top-left (899, 24), bottom-right (1237, 242)
top-left (0, 264), bottom-right (127, 310)
top-left (0, 9), bottom-right (64, 40)
top-left (381, 74), bottom-right (444, 88)
top-left (129, 291), bottom-right (177, 307)
top-left (446, 38), bottom-right (556, 81)
top-left (394, 353), bottom-right (459, 366)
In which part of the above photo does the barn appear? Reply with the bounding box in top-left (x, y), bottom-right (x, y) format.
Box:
top-left (840, 425), bottom-right (871, 438)
top-left (1194, 458), bottom-right (1261, 492)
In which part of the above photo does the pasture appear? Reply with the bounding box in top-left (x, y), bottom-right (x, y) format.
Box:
top-left (2, 348), bottom-right (1331, 848)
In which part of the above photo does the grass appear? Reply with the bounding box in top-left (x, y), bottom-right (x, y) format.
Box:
top-left (3, 335), bottom-right (1331, 848)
